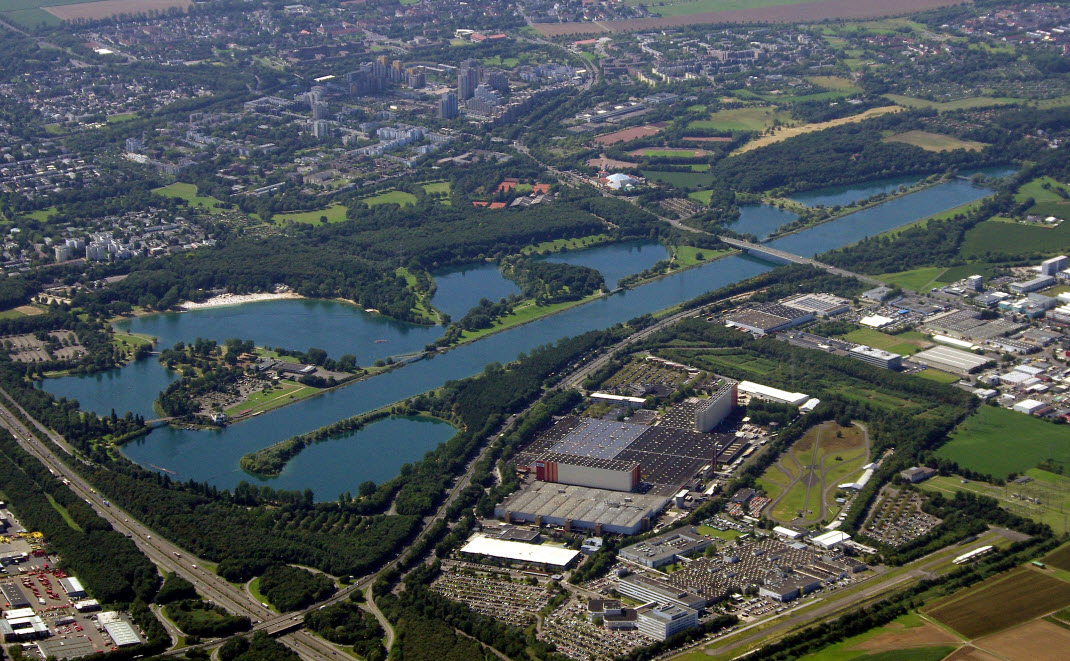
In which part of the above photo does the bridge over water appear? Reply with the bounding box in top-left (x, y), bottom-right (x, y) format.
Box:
top-left (717, 236), bottom-right (883, 286)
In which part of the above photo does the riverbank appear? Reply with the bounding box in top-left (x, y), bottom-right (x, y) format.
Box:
top-left (179, 292), bottom-right (304, 310)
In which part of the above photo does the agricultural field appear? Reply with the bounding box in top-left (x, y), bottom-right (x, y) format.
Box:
top-left (359, 190), bottom-right (417, 208)
top-left (688, 106), bottom-right (792, 132)
top-left (151, 183), bottom-right (224, 213)
top-left (842, 328), bottom-right (931, 356)
top-left (274, 203), bottom-right (349, 225)
top-left (959, 216), bottom-right (1070, 258)
top-left (42, 0), bottom-right (189, 20)
top-left (936, 406), bottom-right (1070, 479)
top-left (759, 421), bottom-right (869, 526)
top-left (924, 567), bottom-right (1070, 639)
top-left (882, 130), bottom-right (987, 152)
top-left (733, 106), bottom-right (902, 155)
top-left (799, 612), bottom-right (956, 661)
top-left (619, 0), bottom-right (814, 19)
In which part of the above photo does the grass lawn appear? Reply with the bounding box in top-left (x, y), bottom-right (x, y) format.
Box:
top-left (842, 328), bottom-right (930, 356)
top-left (0, 308), bottom-right (26, 320)
top-left (421, 181), bottom-right (451, 195)
top-left (733, 106), bottom-right (901, 155)
top-left (223, 381), bottom-right (318, 418)
top-left (152, 183), bottom-right (224, 214)
top-left (24, 206), bottom-right (58, 222)
top-left (360, 190), bottom-right (417, 208)
top-left (936, 406), bottom-right (1070, 477)
top-left (274, 203), bottom-right (349, 225)
top-left (688, 106), bottom-right (792, 132)
top-left (960, 215), bottom-right (1070, 258)
top-left (877, 266), bottom-right (947, 292)
top-left (638, 149), bottom-right (699, 158)
top-left (106, 112), bottom-right (138, 123)
top-left (396, 267), bottom-right (437, 323)
top-left (111, 331), bottom-right (154, 360)
top-left (45, 493), bottom-right (83, 532)
top-left (521, 234), bottom-right (612, 255)
top-left (247, 577), bottom-right (278, 612)
top-left (688, 189), bottom-right (715, 205)
top-left (1016, 176), bottom-right (1070, 205)
top-left (920, 470), bottom-right (1070, 536)
top-left (806, 76), bottom-right (862, 93)
top-left (798, 612), bottom-right (955, 661)
top-left (914, 369), bottom-right (960, 384)
top-left (884, 94), bottom-right (1021, 111)
top-left (695, 525), bottom-right (742, 541)
top-left (673, 245), bottom-right (727, 268)
top-left (883, 130), bottom-right (986, 152)
top-left (691, 164), bottom-right (710, 172)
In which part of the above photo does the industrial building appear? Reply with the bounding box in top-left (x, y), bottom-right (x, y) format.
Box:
top-left (1010, 275), bottom-right (1055, 294)
top-left (458, 535), bottom-right (580, 568)
top-left (103, 620), bottom-right (140, 647)
top-left (636, 603), bottom-right (698, 641)
top-left (617, 573), bottom-right (707, 611)
top-left (619, 526), bottom-right (712, 568)
top-left (694, 383), bottom-right (737, 432)
top-left (782, 293), bottom-right (851, 318)
top-left (534, 453), bottom-right (641, 492)
top-left (1013, 399), bottom-right (1047, 415)
top-left (737, 381), bottom-right (809, 406)
top-left (911, 346), bottom-right (992, 375)
top-left (900, 466), bottom-right (937, 483)
top-left (725, 303), bottom-right (815, 336)
top-left (859, 314), bottom-right (894, 329)
top-left (59, 577), bottom-right (86, 599)
top-left (1041, 256), bottom-right (1068, 276)
top-left (811, 531), bottom-right (851, 549)
top-left (661, 537), bottom-right (865, 606)
top-left (0, 612), bottom-right (49, 642)
top-left (848, 345), bottom-right (903, 370)
top-left (0, 584), bottom-right (29, 609)
top-left (495, 483), bottom-right (669, 535)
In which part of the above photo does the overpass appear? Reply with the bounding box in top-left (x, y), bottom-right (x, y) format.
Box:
top-left (717, 236), bottom-right (883, 286)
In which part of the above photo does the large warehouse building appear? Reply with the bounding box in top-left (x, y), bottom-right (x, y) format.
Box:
top-left (911, 345), bottom-right (992, 374)
top-left (725, 303), bottom-right (815, 336)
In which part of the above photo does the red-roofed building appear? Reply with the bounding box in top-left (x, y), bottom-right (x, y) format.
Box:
top-left (489, 202), bottom-right (507, 209)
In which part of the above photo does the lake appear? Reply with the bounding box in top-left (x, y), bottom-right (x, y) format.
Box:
top-left (42, 177), bottom-right (1000, 499)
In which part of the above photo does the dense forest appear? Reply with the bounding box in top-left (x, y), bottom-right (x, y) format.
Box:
top-left (502, 257), bottom-right (606, 303)
top-left (257, 564), bottom-right (336, 612)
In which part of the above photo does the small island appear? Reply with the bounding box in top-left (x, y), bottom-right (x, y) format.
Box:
top-left (154, 338), bottom-right (363, 426)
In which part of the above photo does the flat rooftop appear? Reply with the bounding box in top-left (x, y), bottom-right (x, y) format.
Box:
top-left (497, 482), bottom-right (669, 532)
top-left (548, 418), bottom-right (649, 460)
top-left (912, 345), bottom-right (991, 373)
top-left (460, 535), bottom-right (579, 567)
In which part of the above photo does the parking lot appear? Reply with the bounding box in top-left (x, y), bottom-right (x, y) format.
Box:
top-left (430, 567), bottom-right (558, 628)
top-left (864, 487), bottom-right (942, 547)
top-left (539, 595), bottom-right (652, 661)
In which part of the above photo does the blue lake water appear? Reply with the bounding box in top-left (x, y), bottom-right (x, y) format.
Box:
top-left (789, 175), bottom-right (923, 208)
top-left (41, 177), bottom-right (1002, 499)
top-left (431, 262), bottom-right (520, 320)
top-left (730, 205), bottom-right (799, 240)
top-left (534, 240), bottom-right (670, 289)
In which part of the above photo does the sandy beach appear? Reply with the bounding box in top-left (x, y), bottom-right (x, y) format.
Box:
top-left (178, 292), bottom-right (303, 310)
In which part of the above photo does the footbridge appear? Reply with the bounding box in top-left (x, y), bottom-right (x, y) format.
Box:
top-left (718, 236), bottom-right (883, 286)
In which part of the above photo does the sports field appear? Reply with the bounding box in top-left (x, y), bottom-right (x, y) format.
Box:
top-left (806, 76), bottom-right (863, 93)
top-left (883, 130), bottom-right (986, 152)
top-left (759, 421), bottom-right (868, 525)
top-left (688, 106), bottom-right (792, 132)
top-left (641, 170), bottom-right (713, 189)
top-left (629, 148), bottom-right (706, 158)
top-left (925, 568), bottom-right (1070, 639)
top-left (935, 406), bottom-right (1070, 477)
